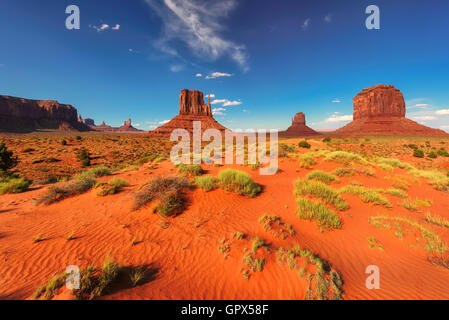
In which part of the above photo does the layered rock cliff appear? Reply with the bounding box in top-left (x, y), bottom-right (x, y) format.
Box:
top-left (0, 95), bottom-right (91, 132)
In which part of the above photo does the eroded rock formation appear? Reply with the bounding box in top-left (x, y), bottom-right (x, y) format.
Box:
top-left (92, 119), bottom-right (142, 132)
top-left (148, 89), bottom-right (227, 137)
top-left (279, 112), bottom-right (319, 137)
top-left (335, 85), bottom-right (448, 136)
top-left (0, 95), bottom-right (91, 132)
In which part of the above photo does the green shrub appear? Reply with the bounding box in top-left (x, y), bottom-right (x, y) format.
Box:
top-left (96, 178), bottom-right (129, 196)
top-left (299, 154), bottom-right (316, 169)
top-left (322, 137), bottom-right (331, 143)
top-left (437, 148), bottom-right (449, 157)
top-left (77, 166), bottom-right (111, 179)
top-left (76, 148), bottom-right (91, 167)
top-left (413, 149), bottom-right (424, 158)
top-left (217, 169), bottom-right (261, 198)
top-left (61, 139), bottom-right (67, 146)
top-left (296, 197), bottom-right (341, 231)
top-left (0, 142), bottom-right (18, 174)
top-left (294, 179), bottom-right (348, 211)
top-left (177, 163), bottom-right (204, 176)
top-left (333, 168), bottom-right (354, 177)
top-left (428, 151), bottom-right (438, 159)
top-left (0, 177), bottom-right (31, 194)
top-left (306, 170), bottom-right (339, 184)
top-left (325, 151), bottom-right (365, 164)
top-left (298, 140), bottom-right (311, 149)
top-left (194, 175), bottom-right (216, 191)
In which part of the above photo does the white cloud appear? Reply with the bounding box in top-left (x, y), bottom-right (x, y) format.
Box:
top-left (302, 18), bottom-right (310, 30)
top-left (412, 116), bottom-right (437, 121)
top-left (435, 109), bottom-right (449, 115)
top-left (205, 72), bottom-right (232, 79)
top-left (169, 64), bottom-right (185, 72)
top-left (90, 23), bottom-right (121, 33)
top-left (440, 125), bottom-right (449, 130)
top-left (324, 14), bottom-right (332, 23)
top-left (213, 107), bottom-right (226, 116)
top-left (159, 120), bottom-right (170, 125)
top-left (410, 104), bottom-right (429, 108)
top-left (112, 24), bottom-right (120, 30)
top-left (207, 94), bottom-right (215, 98)
top-left (332, 99), bottom-right (341, 103)
top-left (223, 100), bottom-right (242, 107)
top-left (212, 98), bottom-right (242, 107)
top-left (100, 24), bottom-right (109, 30)
top-left (195, 73), bottom-right (202, 77)
top-left (325, 114), bottom-right (353, 123)
top-left (146, 0), bottom-right (249, 71)
top-left (211, 99), bottom-right (227, 105)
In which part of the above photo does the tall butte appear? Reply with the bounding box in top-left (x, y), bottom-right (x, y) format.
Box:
top-left (279, 112), bottom-right (319, 137)
top-left (335, 84), bottom-right (448, 136)
top-left (148, 89), bottom-right (227, 137)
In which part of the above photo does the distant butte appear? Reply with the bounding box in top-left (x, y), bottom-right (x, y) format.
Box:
top-left (148, 89), bottom-right (227, 137)
top-left (279, 112), bottom-right (320, 137)
top-left (335, 84), bottom-right (448, 136)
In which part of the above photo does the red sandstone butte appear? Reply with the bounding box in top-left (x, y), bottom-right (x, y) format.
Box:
top-left (92, 119), bottom-right (142, 132)
top-left (335, 84), bottom-right (448, 136)
top-left (0, 95), bottom-right (91, 133)
top-left (148, 89), bottom-right (227, 137)
top-left (279, 112), bottom-right (320, 137)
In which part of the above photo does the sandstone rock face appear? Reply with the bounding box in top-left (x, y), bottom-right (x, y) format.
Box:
top-left (148, 89), bottom-right (227, 137)
top-left (353, 85), bottom-right (405, 120)
top-left (279, 112), bottom-right (319, 137)
top-left (179, 89), bottom-right (212, 117)
top-left (0, 95), bottom-right (91, 132)
top-left (335, 85), bottom-right (448, 137)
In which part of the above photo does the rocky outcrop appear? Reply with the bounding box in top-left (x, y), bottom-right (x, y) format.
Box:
top-left (179, 89), bottom-right (212, 116)
top-left (353, 85), bottom-right (405, 120)
top-left (78, 115), bottom-right (95, 126)
top-left (279, 112), bottom-right (320, 137)
top-left (92, 119), bottom-right (142, 132)
top-left (335, 85), bottom-right (448, 136)
top-left (0, 95), bottom-right (91, 132)
top-left (148, 89), bottom-right (227, 137)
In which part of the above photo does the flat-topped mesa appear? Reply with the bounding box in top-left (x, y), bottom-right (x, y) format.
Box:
top-left (279, 112), bottom-right (319, 137)
top-left (335, 84), bottom-right (448, 137)
top-left (354, 84), bottom-right (406, 120)
top-left (179, 89), bottom-right (212, 117)
top-left (0, 95), bottom-right (91, 132)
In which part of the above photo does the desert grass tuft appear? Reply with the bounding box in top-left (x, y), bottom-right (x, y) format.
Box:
top-left (294, 179), bottom-right (348, 211)
top-left (217, 169), bottom-right (261, 198)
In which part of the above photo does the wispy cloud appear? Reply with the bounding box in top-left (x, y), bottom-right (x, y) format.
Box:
top-left (211, 98), bottom-right (242, 107)
top-left (302, 18), bottom-right (311, 30)
top-left (212, 107), bottom-right (226, 115)
top-left (159, 120), bottom-right (170, 125)
top-left (412, 116), bottom-right (437, 121)
top-left (332, 98), bottom-right (341, 103)
top-left (325, 114), bottom-right (353, 123)
top-left (112, 24), bottom-right (120, 30)
top-left (436, 109), bottom-right (449, 115)
top-left (324, 14), bottom-right (332, 23)
top-left (146, 0), bottom-right (249, 71)
top-left (195, 73), bottom-right (203, 77)
top-left (169, 64), bottom-right (185, 72)
top-left (205, 72), bottom-right (232, 79)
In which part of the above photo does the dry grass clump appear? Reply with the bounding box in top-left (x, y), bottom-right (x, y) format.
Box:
top-left (96, 178), bottom-right (129, 196)
top-left (333, 167), bottom-right (355, 177)
top-left (339, 185), bottom-right (391, 208)
top-left (277, 245), bottom-right (344, 300)
top-left (294, 179), bottom-right (348, 211)
top-left (258, 214), bottom-right (294, 239)
top-left (426, 212), bottom-right (449, 229)
top-left (217, 169), bottom-right (261, 198)
top-left (133, 176), bottom-right (190, 216)
top-left (370, 215), bottom-right (446, 254)
top-left (36, 175), bottom-right (96, 205)
top-left (299, 154), bottom-right (317, 169)
top-left (324, 151), bottom-right (366, 165)
top-left (296, 197), bottom-right (342, 231)
top-left (306, 170), bottom-right (340, 184)
top-left (386, 188), bottom-right (408, 198)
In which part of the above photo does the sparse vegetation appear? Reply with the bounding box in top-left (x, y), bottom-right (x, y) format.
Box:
top-left (294, 179), bottom-right (348, 211)
top-left (76, 148), bottom-right (91, 167)
top-left (0, 176), bottom-right (31, 194)
top-left (133, 176), bottom-right (190, 216)
top-left (339, 185), bottom-right (391, 208)
top-left (177, 163), bottom-right (204, 176)
top-left (296, 197), bottom-right (342, 231)
top-left (298, 140), bottom-right (311, 149)
top-left (306, 170), bottom-right (339, 184)
top-left (0, 142), bottom-right (18, 174)
top-left (194, 175), bottom-right (216, 191)
top-left (217, 169), bottom-right (261, 198)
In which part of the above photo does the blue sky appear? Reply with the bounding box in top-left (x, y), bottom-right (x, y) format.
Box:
top-left (1, 0), bottom-right (449, 131)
